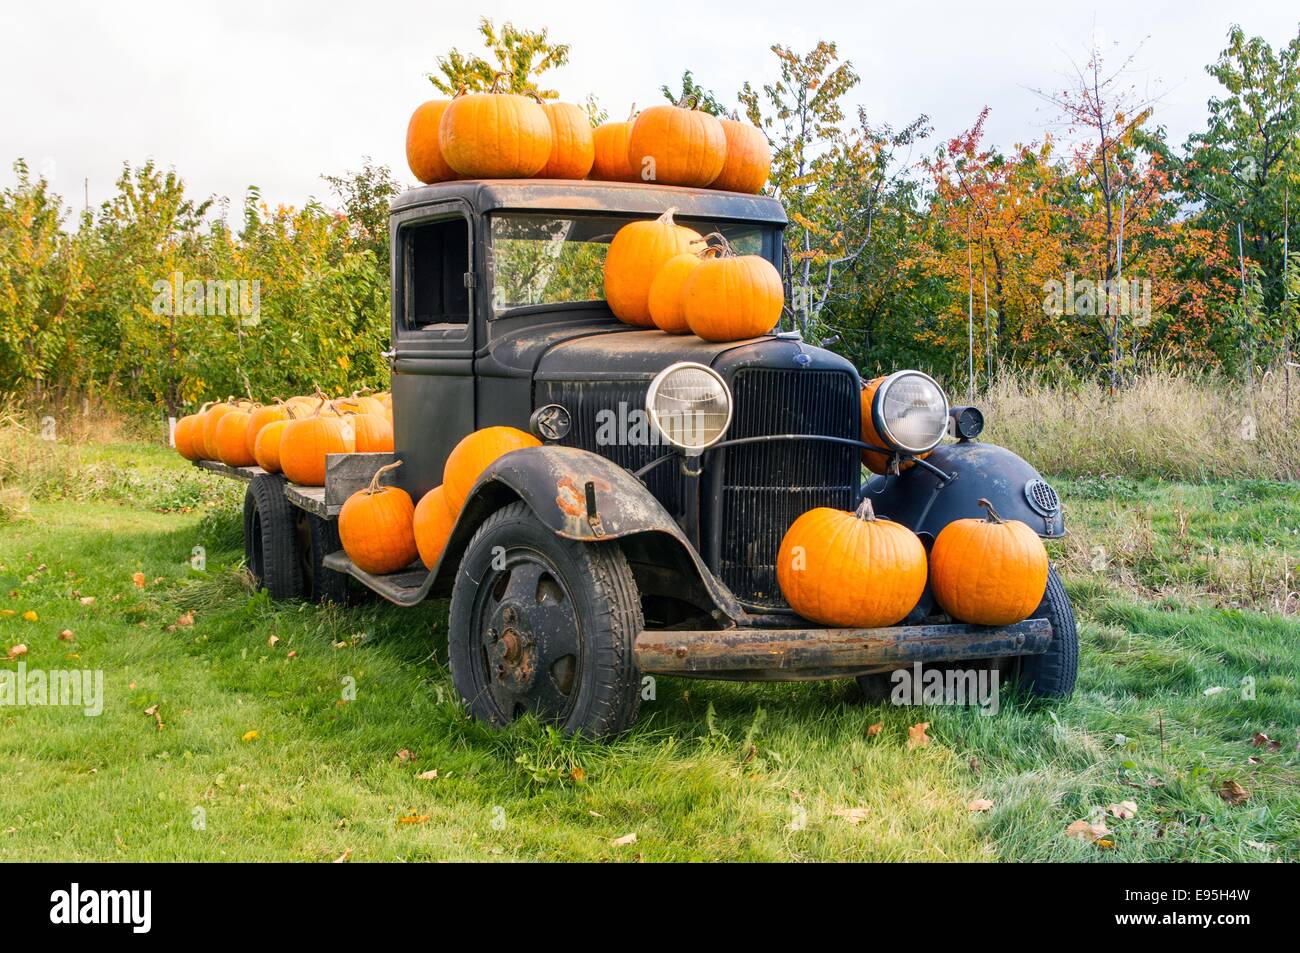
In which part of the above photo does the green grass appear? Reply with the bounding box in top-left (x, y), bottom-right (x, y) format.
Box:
top-left (0, 440), bottom-right (1296, 861)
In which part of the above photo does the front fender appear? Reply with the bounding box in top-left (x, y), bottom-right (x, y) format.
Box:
top-left (864, 442), bottom-right (1065, 540)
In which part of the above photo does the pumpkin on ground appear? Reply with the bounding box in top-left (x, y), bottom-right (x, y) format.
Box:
top-left (647, 252), bottom-right (703, 334)
top-left (627, 103), bottom-right (726, 188)
top-left (681, 234), bottom-right (783, 342)
top-left (603, 208), bottom-right (702, 327)
top-left (339, 461), bottom-right (418, 575)
top-left (590, 111), bottom-right (641, 182)
top-left (279, 401), bottom-right (356, 486)
top-left (539, 101), bottom-right (595, 179)
top-left (776, 498), bottom-right (928, 628)
top-left (244, 403), bottom-right (290, 461)
top-left (711, 117), bottom-right (771, 194)
top-left (215, 410), bottom-right (256, 467)
top-left (406, 99), bottom-right (457, 184)
top-left (930, 499), bottom-right (1049, 625)
top-left (349, 412), bottom-right (394, 453)
top-left (442, 426), bottom-right (542, 514)
top-left (253, 419), bottom-right (291, 474)
top-left (174, 413), bottom-right (203, 461)
top-left (439, 86), bottom-right (552, 179)
top-left (413, 484), bottom-right (456, 570)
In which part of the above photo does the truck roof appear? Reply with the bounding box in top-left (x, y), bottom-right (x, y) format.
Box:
top-left (391, 179), bottom-right (788, 225)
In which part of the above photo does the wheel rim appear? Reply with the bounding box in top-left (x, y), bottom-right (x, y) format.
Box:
top-left (473, 548), bottom-right (582, 725)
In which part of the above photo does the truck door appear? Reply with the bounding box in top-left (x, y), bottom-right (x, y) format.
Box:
top-left (390, 203), bottom-right (477, 501)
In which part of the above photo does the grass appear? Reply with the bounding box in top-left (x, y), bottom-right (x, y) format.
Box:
top-left (0, 414), bottom-right (1297, 861)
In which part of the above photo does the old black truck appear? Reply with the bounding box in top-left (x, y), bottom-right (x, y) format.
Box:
top-left (200, 179), bottom-right (1077, 739)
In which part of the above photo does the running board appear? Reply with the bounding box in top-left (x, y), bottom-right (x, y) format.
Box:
top-left (322, 551), bottom-right (433, 607)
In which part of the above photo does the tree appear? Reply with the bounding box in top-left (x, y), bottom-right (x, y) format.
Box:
top-left (322, 159), bottom-right (402, 267)
top-left (428, 18), bottom-right (570, 97)
top-left (661, 70), bottom-right (723, 114)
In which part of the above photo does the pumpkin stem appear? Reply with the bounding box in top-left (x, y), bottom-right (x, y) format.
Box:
top-left (977, 498), bottom-right (1005, 524)
top-left (656, 206), bottom-right (679, 227)
top-left (365, 460), bottom-right (403, 495)
top-left (489, 71), bottom-right (510, 94)
top-left (854, 497), bottom-right (878, 521)
top-left (627, 103), bottom-right (638, 122)
top-left (696, 231), bottom-right (736, 259)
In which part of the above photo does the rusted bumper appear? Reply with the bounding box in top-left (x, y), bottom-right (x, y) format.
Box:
top-left (634, 618), bottom-right (1052, 681)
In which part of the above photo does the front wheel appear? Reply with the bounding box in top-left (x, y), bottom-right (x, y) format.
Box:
top-left (1015, 564), bottom-right (1078, 698)
top-left (449, 502), bottom-right (644, 739)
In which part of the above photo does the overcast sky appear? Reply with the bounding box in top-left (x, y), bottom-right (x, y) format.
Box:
top-left (1, 1), bottom-right (1295, 220)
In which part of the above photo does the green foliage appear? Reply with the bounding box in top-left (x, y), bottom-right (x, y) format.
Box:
top-left (661, 70), bottom-right (724, 115)
top-left (428, 17), bottom-right (570, 98)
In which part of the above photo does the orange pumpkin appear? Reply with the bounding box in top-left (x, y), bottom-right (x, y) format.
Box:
top-left (681, 236), bottom-right (783, 342)
top-left (776, 499), bottom-right (928, 628)
top-left (216, 410), bottom-right (256, 466)
top-left (858, 376), bottom-right (932, 476)
top-left (253, 418), bottom-right (291, 474)
top-left (350, 412), bottom-right (394, 453)
top-left (443, 426), bottom-right (542, 514)
top-left (334, 393), bottom-right (386, 417)
top-left (439, 88), bottom-right (552, 179)
top-left (279, 402), bottom-right (356, 486)
top-left (406, 99), bottom-right (457, 184)
top-left (603, 208), bottom-right (703, 327)
top-left (200, 402), bottom-right (238, 460)
top-left (244, 403), bottom-right (290, 461)
top-left (627, 104), bottom-right (726, 188)
top-left (413, 484), bottom-right (456, 570)
top-left (590, 112), bottom-right (640, 182)
top-left (930, 499), bottom-right (1049, 625)
top-left (174, 413), bottom-right (203, 461)
top-left (539, 101), bottom-right (595, 179)
top-left (711, 117), bottom-right (771, 194)
top-left (647, 252), bottom-right (703, 334)
top-left (339, 461), bottom-right (418, 575)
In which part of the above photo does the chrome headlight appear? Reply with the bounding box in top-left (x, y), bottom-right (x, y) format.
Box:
top-left (646, 362), bottom-right (733, 453)
top-left (872, 370), bottom-right (949, 454)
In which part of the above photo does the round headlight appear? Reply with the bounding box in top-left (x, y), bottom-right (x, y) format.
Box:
top-left (872, 370), bottom-right (949, 454)
top-left (646, 362), bottom-right (733, 453)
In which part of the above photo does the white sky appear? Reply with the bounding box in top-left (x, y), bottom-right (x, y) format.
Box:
top-left (1, 0), bottom-right (1296, 219)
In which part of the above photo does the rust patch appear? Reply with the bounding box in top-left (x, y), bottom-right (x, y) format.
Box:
top-left (556, 475), bottom-right (584, 518)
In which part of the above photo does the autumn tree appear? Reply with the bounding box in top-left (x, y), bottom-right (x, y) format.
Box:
top-left (428, 18), bottom-right (570, 97)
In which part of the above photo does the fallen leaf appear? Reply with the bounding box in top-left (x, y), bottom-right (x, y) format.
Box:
top-left (1202, 686), bottom-right (1224, 696)
top-left (267, 634), bottom-right (280, 648)
top-left (416, 769), bottom-right (439, 781)
top-left (144, 704), bottom-right (164, 731)
top-left (241, 730), bottom-right (259, 743)
top-left (611, 832), bottom-right (637, 846)
top-left (967, 799), bottom-right (995, 813)
top-left (6, 644), bottom-right (28, 660)
top-left (907, 721), bottom-right (930, 750)
top-left (1245, 840), bottom-right (1272, 853)
top-left (1217, 779), bottom-right (1249, 805)
top-left (1251, 733), bottom-right (1281, 751)
top-left (832, 807), bottom-right (870, 825)
top-left (79, 596), bottom-right (95, 605)
top-left (1107, 800), bottom-right (1139, 820)
top-left (21, 610), bottom-right (37, 622)
top-left (865, 721), bottom-right (883, 737)
top-left (397, 812), bottom-right (430, 825)
top-left (132, 572), bottom-right (145, 588)
top-left (570, 766), bottom-right (586, 782)
top-left (1066, 819), bottom-right (1111, 843)
top-left (333, 848), bottom-right (352, 863)
top-left (396, 749), bottom-right (416, 763)
top-left (588, 810), bottom-right (603, 818)
top-left (287, 651), bottom-right (297, 659)
top-left (58, 629), bottom-right (74, 641)
top-left (175, 612), bottom-right (194, 627)
top-left (969, 757), bottom-right (981, 774)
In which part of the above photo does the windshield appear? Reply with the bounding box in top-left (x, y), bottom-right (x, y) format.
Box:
top-left (487, 212), bottom-right (770, 317)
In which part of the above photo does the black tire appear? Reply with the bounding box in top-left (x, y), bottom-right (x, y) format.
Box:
top-left (294, 510), bottom-right (352, 605)
top-left (449, 502), bottom-right (643, 739)
top-left (1016, 564), bottom-right (1078, 698)
top-left (243, 475), bottom-right (302, 600)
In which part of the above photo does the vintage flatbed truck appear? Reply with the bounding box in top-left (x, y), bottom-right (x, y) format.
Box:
top-left (197, 179), bottom-right (1078, 738)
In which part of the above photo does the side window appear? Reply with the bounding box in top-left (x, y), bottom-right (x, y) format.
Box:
top-left (403, 216), bottom-right (470, 331)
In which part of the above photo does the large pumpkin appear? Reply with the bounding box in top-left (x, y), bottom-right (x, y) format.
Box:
top-left (406, 99), bottom-right (457, 184)
top-left (439, 88), bottom-right (552, 179)
top-left (413, 484), bottom-right (456, 570)
top-left (200, 402), bottom-right (239, 460)
top-left (339, 462), bottom-right (418, 575)
top-left (443, 426), bottom-right (541, 514)
top-left (711, 117), bottom-right (771, 194)
top-left (253, 419), bottom-right (291, 474)
top-left (350, 412), bottom-right (394, 453)
top-left (174, 413), bottom-right (203, 461)
top-left (776, 499), bottom-right (928, 628)
top-left (681, 236), bottom-right (783, 342)
top-left (215, 410), bottom-right (256, 467)
top-left (590, 113), bottom-right (640, 182)
top-left (244, 403), bottom-right (290, 461)
top-left (279, 404), bottom-right (356, 486)
top-left (647, 252), bottom-right (703, 334)
top-left (930, 499), bottom-right (1049, 625)
top-left (627, 104), bottom-right (726, 188)
top-left (603, 208), bottom-right (702, 327)
top-left (334, 393), bottom-right (386, 417)
top-left (539, 101), bottom-right (595, 179)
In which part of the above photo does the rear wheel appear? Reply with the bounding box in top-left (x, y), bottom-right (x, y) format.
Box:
top-left (243, 475), bottom-right (302, 600)
top-left (294, 510), bottom-right (352, 604)
top-left (449, 502), bottom-right (643, 739)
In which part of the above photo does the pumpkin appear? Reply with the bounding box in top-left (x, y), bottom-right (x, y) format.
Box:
top-left (443, 426), bottom-right (541, 514)
top-left (279, 401), bottom-right (356, 486)
top-left (603, 208), bottom-right (703, 327)
top-left (539, 101), bottom-right (595, 179)
top-left (406, 99), bottom-right (457, 184)
top-left (681, 234), bottom-right (783, 342)
top-left (590, 109), bottom-right (641, 182)
top-left (647, 252), bottom-right (703, 334)
top-left (627, 103), bottom-right (727, 188)
top-left (285, 394), bottom-right (321, 418)
top-left (350, 412), bottom-right (394, 453)
top-left (215, 410), bottom-right (256, 466)
top-left (200, 402), bottom-right (238, 460)
top-left (776, 498), bottom-right (928, 628)
top-left (174, 413), bottom-right (203, 461)
top-left (711, 117), bottom-right (771, 194)
top-left (339, 461), bottom-right (418, 575)
top-left (334, 393), bottom-right (386, 417)
top-left (858, 377), bottom-right (932, 475)
top-left (413, 484), bottom-right (456, 570)
top-left (439, 85), bottom-right (552, 179)
top-left (253, 419), bottom-right (291, 474)
top-left (930, 499), bottom-right (1049, 625)
top-left (244, 403), bottom-right (290, 461)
